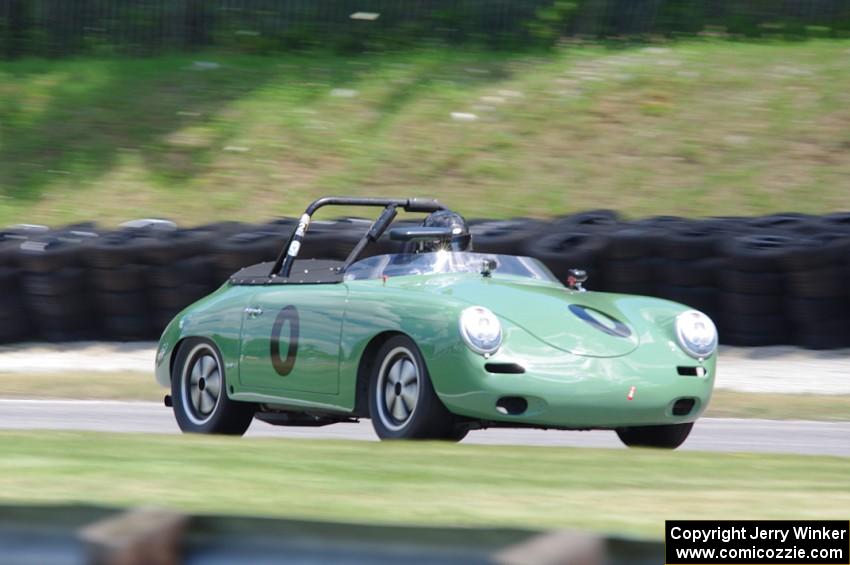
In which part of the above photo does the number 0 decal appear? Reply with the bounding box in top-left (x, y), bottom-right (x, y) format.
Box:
top-left (270, 305), bottom-right (299, 376)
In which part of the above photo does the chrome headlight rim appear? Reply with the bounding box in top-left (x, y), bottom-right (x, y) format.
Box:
top-left (459, 306), bottom-right (503, 356)
top-left (675, 309), bottom-right (718, 359)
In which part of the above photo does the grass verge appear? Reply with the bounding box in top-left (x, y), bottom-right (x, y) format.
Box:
top-left (0, 371), bottom-right (162, 402)
top-left (0, 431), bottom-right (847, 536)
top-left (2, 372), bottom-right (849, 421)
top-left (1, 40), bottom-right (849, 225)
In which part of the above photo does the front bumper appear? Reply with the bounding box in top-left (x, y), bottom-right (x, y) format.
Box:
top-left (427, 329), bottom-right (716, 429)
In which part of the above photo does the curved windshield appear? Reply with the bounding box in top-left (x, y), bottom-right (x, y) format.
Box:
top-left (345, 251), bottom-right (559, 283)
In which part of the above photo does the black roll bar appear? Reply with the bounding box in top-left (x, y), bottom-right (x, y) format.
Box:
top-left (270, 197), bottom-right (445, 278)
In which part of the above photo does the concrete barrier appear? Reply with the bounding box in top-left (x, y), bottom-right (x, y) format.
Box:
top-left (0, 504), bottom-right (663, 564)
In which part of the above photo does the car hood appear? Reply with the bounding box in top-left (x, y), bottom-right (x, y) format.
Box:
top-left (415, 275), bottom-right (644, 358)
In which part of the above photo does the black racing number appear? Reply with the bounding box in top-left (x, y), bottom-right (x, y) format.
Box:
top-left (270, 305), bottom-right (299, 376)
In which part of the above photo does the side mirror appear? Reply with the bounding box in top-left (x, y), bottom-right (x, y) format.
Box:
top-left (567, 268), bottom-right (588, 291)
top-left (480, 258), bottom-right (497, 277)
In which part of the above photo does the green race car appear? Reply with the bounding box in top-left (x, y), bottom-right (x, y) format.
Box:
top-left (156, 197), bottom-right (718, 448)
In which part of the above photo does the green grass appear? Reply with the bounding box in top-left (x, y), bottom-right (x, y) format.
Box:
top-left (2, 372), bottom-right (849, 420)
top-left (707, 390), bottom-right (850, 421)
top-left (1, 40), bottom-right (849, 226)
top-left (0, 431), bottom-right (847, 536)
top-left (0, 371), bottom-right (162, 401)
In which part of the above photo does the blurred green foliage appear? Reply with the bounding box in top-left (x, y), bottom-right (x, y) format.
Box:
top-left (2, 0), bottom-right (850, 59)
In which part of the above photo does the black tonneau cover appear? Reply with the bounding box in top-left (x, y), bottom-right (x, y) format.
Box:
top-left (230, 260), bottom-right (343, 285)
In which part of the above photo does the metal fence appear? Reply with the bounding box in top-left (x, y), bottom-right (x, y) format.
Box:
top-left (1, 0), bottom-right (849, 57)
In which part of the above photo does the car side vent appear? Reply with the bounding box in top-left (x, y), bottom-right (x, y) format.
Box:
top-left (484, 362), bottom-right (525, 374)
top-left (677, 366), bottom-right (707, 377)
top-left (672, 398), bottom-right (696, 416)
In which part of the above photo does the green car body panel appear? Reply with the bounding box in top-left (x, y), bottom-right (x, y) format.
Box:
top-left (156, 268), bottom-right (716, 429)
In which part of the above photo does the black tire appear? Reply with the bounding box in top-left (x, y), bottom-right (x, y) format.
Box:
top-left (602, 257), bottom-right (655, 285)
top-left (720, 292), bottom-right (784, 316)
top-left (445, 427), bottom-right (470, 443)
top-left (0, 267), bottom-right (20, 295)
top-left (655, 285), bottom-right (719, 316)
top-left (786, 266), bottom-right (847, 299)
top-left (603, 280), bottom-right (657, 296)
top-left (722, 312), bottom-right (788, 334)
top-left (27, 293), bottom-right (90, 318)
top-left (781, 232), bottom-right (850, 271)
top-left (149, 284), bottom-right (209, 311)
top-left (23, 269), bottom-right (88, 296)
top-left (656, 222), bottom-right (721, 261)
top-left (469, 219), bottom-right (545, 256)
top-left (722, 329), bottom-right (792, 347)
top-left (720, 234), bottom-right (796, 273)
top-left (17, 236), bottom-right (85, 273)
top-left (101, 314), bottom-right (154, 340)
top-left (551, 209), bottom-right (620, 231)
top-left (786, 297), bottom-right (850, 324)
top-left (795, 330), bottom-right (850, 350)
top-left (171, 338), bottom-right (255, 435)
top-left (522, 230), bottom-right (608, 282)
top-left (603, 227), bottom-right (663, 261)
top-left (720, 269), bottom-right (784, 295)
top-left (97, 290), bottom-right (150, 317)
top-left (149, 257), bottom-right (215, 288)
top-left (615, 422), bottom-right (693, 449)
top-left (747, 213), bottom-right (820, 234)
top-left (140, 229), bottom-right (214, 265)
top-left (819, 212), bottom-right (850, 233)
top-left (85, 232), bottom-right (154, 270)
top-left (89, 264), bottom-right (149, 293)
top-left (369, 335), bottom-right (455, 440)
top-left (657, 258), bottom-right (721, 288)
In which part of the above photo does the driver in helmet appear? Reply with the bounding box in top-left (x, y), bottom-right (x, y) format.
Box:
top-left (407, 210), bottom-right (473, 253)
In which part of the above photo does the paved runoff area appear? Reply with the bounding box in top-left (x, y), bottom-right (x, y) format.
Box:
top-left (0, 399), bottom-right (848, 457)
top-left (0, 341), bottom-right (848, 395)
top-left (0, 341), bottom-right (848, 457)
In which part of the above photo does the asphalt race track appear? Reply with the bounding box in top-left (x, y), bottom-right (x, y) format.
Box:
top-left (1, 399), bottom-right (848, 456)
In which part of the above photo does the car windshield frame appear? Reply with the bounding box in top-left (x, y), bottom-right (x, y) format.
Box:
top-left (344, 251), bottom-right (560, 283)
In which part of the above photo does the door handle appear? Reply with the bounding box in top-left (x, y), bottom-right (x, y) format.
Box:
top-left (244, 306), bottom-right (263, 318)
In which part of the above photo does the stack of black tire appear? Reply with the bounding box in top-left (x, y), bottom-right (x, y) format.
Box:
top-left (471, 218), bottom-right (546, 256)
top-left (2, 210), bottom-right (850, 349)
top-left (19, 229), bottom-right (98, 341)
top-left (591, 222), bottom-right (663, 296)
top-left (653, 220), bottom-right (729, 324)
top-left (85, 229), bottom-right (158, 340)
top-left (0, 226), bottom-right (46, 343)
top-left (782, 227), bottom-right (850, 350)
top-left (212, 226), bottom-right (284, 282)
top-left (145, 227), bottom-right (220, 334)
top-left (523, 210), bottom-right (619, 283)
top-left (718, 233), bottom-right (796, 346)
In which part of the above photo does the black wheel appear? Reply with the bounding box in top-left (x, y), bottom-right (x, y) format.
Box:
top-left (368, 335), bottom-right (455, 440)
top-left (171, 338), bottom-right (254, 435)
top-left (445, 427), bottom-right (470, 443)
top-left (616, 422), bottom-right (693, 449)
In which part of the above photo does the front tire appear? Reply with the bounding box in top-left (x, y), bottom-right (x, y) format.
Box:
top-left (368, 335), bottom-right (456, 440)
top-left (616, 422), bottom-right (693, 449)
top-left (171, 338), bottom-right (254, 435)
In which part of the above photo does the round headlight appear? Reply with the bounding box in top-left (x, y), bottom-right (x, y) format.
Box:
top-left (459, 306), bottom-right (502, 355)
top-left (675, 310), bottom-right (718, 359)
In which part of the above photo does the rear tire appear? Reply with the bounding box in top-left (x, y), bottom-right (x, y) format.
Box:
top-left (171, 338), bottom-right (254, 435)
top-left (368, 335), bottom-right (456, 440)
top-left (615, 422), bottom-right (693, 449)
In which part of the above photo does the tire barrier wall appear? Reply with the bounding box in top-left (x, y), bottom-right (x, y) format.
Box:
top-left (0, 211), bottom-right (848, 348)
